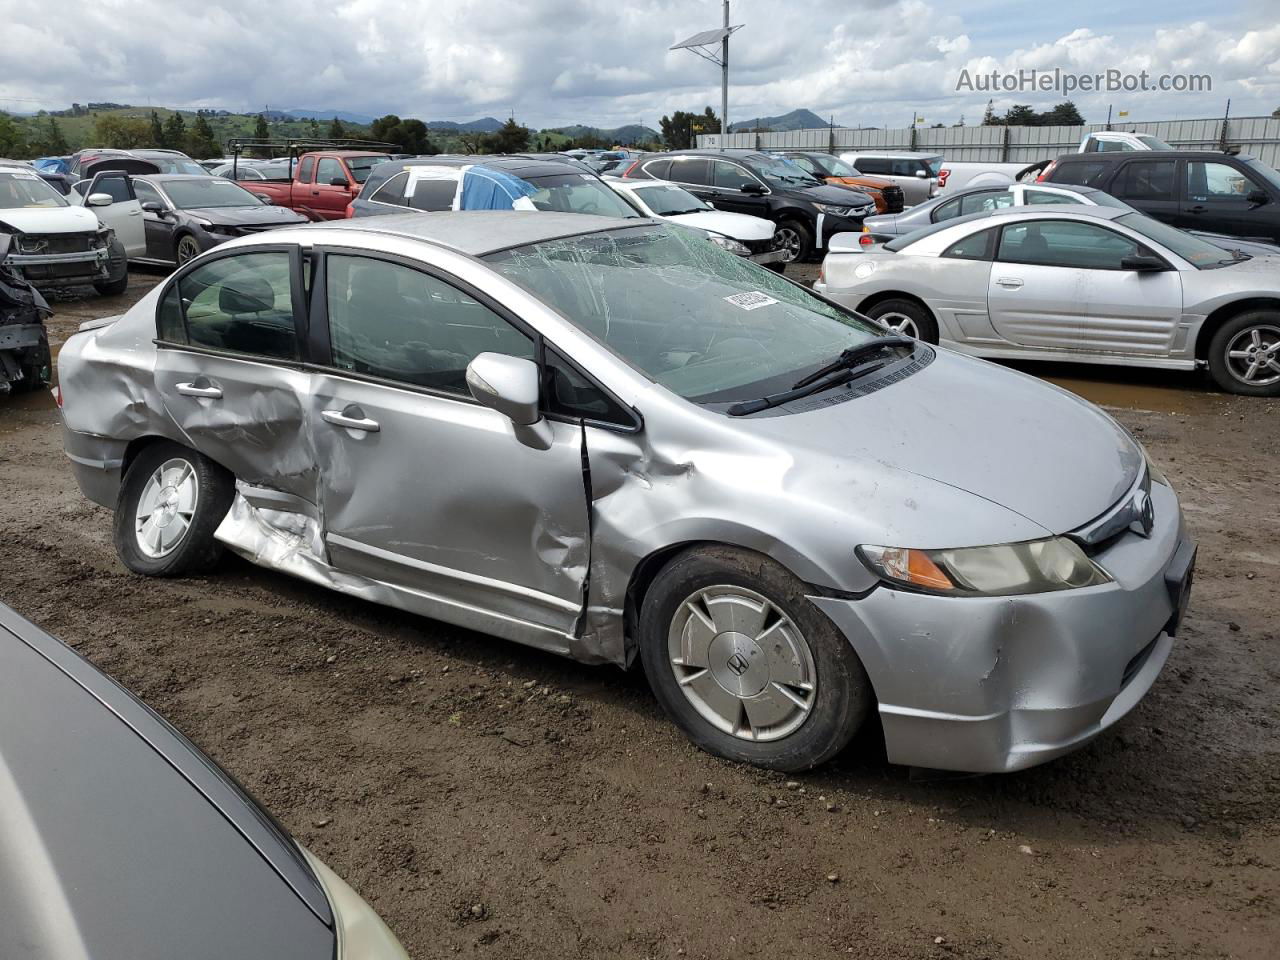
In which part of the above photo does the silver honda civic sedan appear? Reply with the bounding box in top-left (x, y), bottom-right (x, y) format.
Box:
top-left (58, 211), bottom-right (1196, 774)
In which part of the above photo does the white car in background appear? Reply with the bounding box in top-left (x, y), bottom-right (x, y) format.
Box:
top-left (607, 178), bottom-right (785, 270)
top-left (1079, 131), bottom-right (1175, 153)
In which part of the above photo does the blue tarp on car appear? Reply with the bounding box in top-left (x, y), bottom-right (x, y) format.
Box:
top-left (459, 166), bottom-right (537, 211)
top-left (32, 157), bottom-right (69, 174)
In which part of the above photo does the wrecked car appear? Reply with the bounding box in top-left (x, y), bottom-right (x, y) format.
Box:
top-left (57, 212), bottom-right (1196, 774)
top-left (0, 165), bottom-right (129, 296)
top-left (0, 235), bottom-right (52, 396)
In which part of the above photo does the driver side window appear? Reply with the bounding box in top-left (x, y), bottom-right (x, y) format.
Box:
top-left (997, 220), bottom-right (1141, 270)
top-left (133, 181), bottom-right (165, 207)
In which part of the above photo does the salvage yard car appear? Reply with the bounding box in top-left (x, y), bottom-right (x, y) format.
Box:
top-left (772, 151), bottom-right (905, 214)
top-left (236, 149), bottom-right (392, 220)
top-left (58, 211), bottom-right (1195, 774)
top-left (130, 175), bottom-right (309, 266)
top-left (837, 151), bottom-right (944, 206)
top-left (0, 164), bottom-right (129, 296)
top-left (817, 205), bottom-right (1280, 396)
top-left (0, 602), bottom-right (408, 960)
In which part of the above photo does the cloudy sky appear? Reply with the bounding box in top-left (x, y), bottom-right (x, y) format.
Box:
top-left (0, 0), bottom-right (1275, 130)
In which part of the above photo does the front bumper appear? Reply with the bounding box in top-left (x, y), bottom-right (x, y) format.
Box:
top-left (747, 249), bottom-right (786, 265)
top-left (808, 480), bottom-right (1192, 773)
top-left (4, 247), bottom-right (110, 285)
top-left (815, 212), bottom-right (867, 250)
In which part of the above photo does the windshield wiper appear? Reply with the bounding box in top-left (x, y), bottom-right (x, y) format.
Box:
top-left (725, 342), bottom-right (913, 416)
top-left (790, 336), bottom-right (915, 389)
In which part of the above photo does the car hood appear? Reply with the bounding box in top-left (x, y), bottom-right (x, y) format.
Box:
top-left (1195, 251), bottom-right (1280, 274)
top-left (737, 348), bottom-right (1142, 537)
top-left (184, 205), bottom-right (309, 227)
top-left (784, 182), bottom-right (875, 205)
top-left (0, 205), bottom-right (100, 235)
top-left (664, 210), bottom-right (774, 241)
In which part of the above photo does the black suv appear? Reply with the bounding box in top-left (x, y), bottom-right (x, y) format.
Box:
top-left (1041, 150), bottom-right (1280, 244)
top-left (619, 149), bottom-right (876, 261)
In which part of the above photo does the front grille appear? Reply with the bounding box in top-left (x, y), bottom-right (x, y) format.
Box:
top-left (238, 224), bottom-right (286, 234)
top-left (20, 233), bottom-right (96, 255)
top-left (743, 237), bottom-right (776, 255)
top-left (881, 186), bottom-right (905, 213)
top-left (1121, 637), bottom-right (1159, 688)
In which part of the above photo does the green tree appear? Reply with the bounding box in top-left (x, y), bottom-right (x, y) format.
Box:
top-left (309, 118), bottom-right (320, 137)
top-left (1041, 100), bottom-right (1085, 125)
top-left (1002, 104), bottom-right (1038, 126)
top-left (39, 117), bottom-right (69, 155)
top-left (253, 113), bottom-right (270, 139)
top-left (189, 113), bottom-right (219, 158)
top-left (93, 114), bottom-right (152, 149)
top-left (485, 117), bottom-right (530, 154)
top-left (370, 114), bottom-right (402, 144)
top-left (981, 99), bottom-right (998, 125)
top-left (659, 107), bottom-right (719, 149)
top-left (0, 112), bottom-right (26, 157)
top-left (328, 117), bottom-right (346, 139)
top-left (398, 119), bottom-right (432, 154)
top-left (163, 112), bottom-right (187, 152)
top-left (149, 110), bottom-right (165, 147)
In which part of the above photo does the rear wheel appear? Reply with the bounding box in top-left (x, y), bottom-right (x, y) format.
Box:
top-left (773, 219), bottom-right (813, 263)
top-left (113, 442), bottom-right (235, 577)
top-left (639, 546), bottom-right (872, 772)
top-left (864, 298), bottom-right (939, 344)
top-left (1207, 311), bottom-right (1280, 396)
top-left (175, 234), bottom-right (201, 266)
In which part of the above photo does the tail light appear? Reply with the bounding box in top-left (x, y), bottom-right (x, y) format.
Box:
top-left (938, 169), bottom-right (949, 187)
top-left (51, 385), bottom-right (62, 408)
top-left (619, 160), bottom-right (639, 178)
top-left (1037, 160), bottom-right (1057, 182)
top-left (859, 233), bottom-right (874, 247)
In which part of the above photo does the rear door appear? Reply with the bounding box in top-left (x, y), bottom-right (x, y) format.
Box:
top-left (151, 245), bottom-right (317, 503)
top-left (987, 218), bottom-right (1182, 354)
top-left (310, 156), bottom-right (354, 220)
top-left (308, 249), bottom-right (590, 639)
top-left (1109, 158), bottom-right (1180, 225)
top-left (1180, 159), bottom-right (1278, 241)
top-left (665, 158), bottom-right (714, 203)
top-left (78, 172), bottom-right (145, 257)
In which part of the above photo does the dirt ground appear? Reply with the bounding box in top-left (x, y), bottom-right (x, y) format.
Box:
top-left (1, 265), bottom-right (1278, 960)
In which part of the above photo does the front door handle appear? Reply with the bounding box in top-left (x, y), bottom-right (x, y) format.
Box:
top-left (176, 381), bottom-right (222, 399)
top-left (1188, 205), bottom-right (1207, 214)
top-left (995, 277), bottom-right (1024, 288)
top-left (128, 209), bottom-right (141, 216)
top-left (322, 405), bottom-right (380, 433)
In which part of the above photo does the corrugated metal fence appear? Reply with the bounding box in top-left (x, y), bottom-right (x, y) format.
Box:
top-left (696, 116), bottom-right (1280, 167)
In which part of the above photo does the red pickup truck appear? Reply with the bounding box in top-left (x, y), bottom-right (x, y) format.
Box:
top-left (231, 146), bottom-right (392, 221)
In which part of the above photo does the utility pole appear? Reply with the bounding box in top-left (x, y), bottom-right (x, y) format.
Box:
top-left (671, 3), bottom-right (742, 150)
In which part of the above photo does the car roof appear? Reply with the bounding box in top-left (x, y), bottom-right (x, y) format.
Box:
top-left (140, 174), bottom-right (244, 183)
top-left (294, 210), bottom-right (649, 255)
top-left (973, 204), bottom-right (1128, 222)
top-left (370, 156), bottom-right (593, 180)
top-left (843, 150), bottom-right (942, 158)
top-left (1057, 150), bottom-right (1256, 162)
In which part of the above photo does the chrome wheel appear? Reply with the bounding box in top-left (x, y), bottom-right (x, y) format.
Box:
top-left (176, 235), bottom-right (201, 265)
top-left (667, 585), bottom-right (817, 742)
top-left (1224, 323), bottom-right (1280, 386)
top-left (876, 310), bottom-right (920, 339)
top-left (773, 226), bottom-right (803, 263)
top-left (134, 458), bottom-right (199, 559)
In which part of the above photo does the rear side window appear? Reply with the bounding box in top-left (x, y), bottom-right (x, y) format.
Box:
top-left (1117, 161), bottom-right (1177, 201)
top-left (89, 175), bottom-right (134, 203)
top-left (667, 158), bottom-right (711, 186)
top-left (854, 157), bottom-right (888, 174)
top-left (369, 170), bottom-right (409, 206)
top-left (941, 226), bottom-right (997, 261)
top-left (168, 251), bottom-right (298, 359)
top-left (409, 179), bottom-right (457, 211)
top-left (297, 157), bottom-right (315, 184)
top-left (1024, 190), bottom-right (1080, 205)
top-left (1053, 161), bottom-right (1109, 188)
top-left (324, 255), bottom-right (533, 393)
top-left (641, 159), bottom-right (670, 179)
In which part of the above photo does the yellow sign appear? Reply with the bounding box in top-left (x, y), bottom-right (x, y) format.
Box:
top-left (1118, 110), bottom-right (1129, 118)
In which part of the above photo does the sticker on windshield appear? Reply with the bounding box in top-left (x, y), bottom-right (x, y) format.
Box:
top-left (723, 291), bottom-right (779, 311)
top-left (8, 172), bottom-right (38, 180)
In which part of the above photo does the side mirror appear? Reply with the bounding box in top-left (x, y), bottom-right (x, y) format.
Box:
top-left (466, 353), bottom-right (542, 426)
top-left (140, 201), bottom-right (165, 213)
top-left (86, 192), bottom-right (114, 207)
top-left (1247, 189), bottom-right (1269, 207)
top-left (1120, 254), bottom-right (1166, 272)
top-left (329, 177), bottom-right (350, 188)
top-left (740, 181), bottom-right (765, 195)
top-left (914, 170), bottom-right (928, 179)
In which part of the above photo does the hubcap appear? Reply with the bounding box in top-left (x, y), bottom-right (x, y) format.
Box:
top-left (774, 228), bottom-right (802, 262)
top-left (1225, 324), bottom-right (1280, 386)
top-left (177, 237), bottom-right (200, 264)
top-left (876, 310), bottom-right (920, 339)
top-left (134, 458), bottom-right (199, 559)
top-left (667, 585), bottom-right (817, 742)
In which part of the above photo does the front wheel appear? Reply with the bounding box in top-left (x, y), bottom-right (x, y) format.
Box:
top-left (639, 546), bottom-right (872, 772)
top-left (113, 441), bottom-right (235, 577)
top-left (174, 233), bottom-right (202, 266)
top-left (864, 298), bottom-right (939, 344)
top-left (773, 220), bottom-right (813, 263)
top-left (1207, 311), bottom-right (1280, 396)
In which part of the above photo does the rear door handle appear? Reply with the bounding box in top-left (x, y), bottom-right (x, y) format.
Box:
top-left (176, 381), bottom-right (222, 399)
top-left (995, 277), bottom-right (1024, 288)
top-left (322, 406), bottom-right (380, 433)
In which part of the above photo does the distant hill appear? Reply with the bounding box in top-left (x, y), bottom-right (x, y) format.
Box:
top-left (543, 123), bottom-right (660, 145)
top-left (281, 108), bottom-right (377, 124)
top-left (426, 117), bottom-right (504, 133)
top-left (729, 109), bottom-right (834, 132)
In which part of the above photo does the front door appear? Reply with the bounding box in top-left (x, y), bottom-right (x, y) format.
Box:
top-left (310, 157), bottom-right (353, 220)
top-left (151, 245), bottom-right (318, 502)
top-left (128, 179), bottom-right (176, 261)
top-left (81, 172), bottom-right (145, 257)
top-left (987, 218), bottom-right (1183, 354)
top-left (309, 250), bottom-right (590, 639)
top-left (1180, 159), bottom-right (1278, 243)
top-left (707, 160), bottom-right (771, 217)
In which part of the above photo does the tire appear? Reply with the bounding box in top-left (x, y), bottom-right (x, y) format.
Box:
top-left (639, 545), bottom-right (872, 772)
top-left (175, 233), bottom-right (202, 266)
top-left (113, 441), bottom-right (235, 577)
top-left (864, 297), bottom-right (939, 344)
top-left (773, 219), bottom-right (813, 264)
top-left (1207, 310), bottom-right (1280, 397)
top-left (765, 261), bottom-right (787, 275)
top-left (13, 331), bottom-right (51, 393)
top-left (93, 272), bottom-right (128, 296)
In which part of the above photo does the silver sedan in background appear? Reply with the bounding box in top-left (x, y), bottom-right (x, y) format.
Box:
top-left (818, 205), bottom-right (1280, 396)
top-left (58, 211), bottom-right (1194, 773)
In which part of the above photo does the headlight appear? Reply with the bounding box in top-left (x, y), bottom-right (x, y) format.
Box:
top-left (858, 537), bottom-right (1111, 597)
top-left (813, 203), bottom-right (854, 216)
top-left (203, 222), bottom-right (240, 236)
top-left (707, 234), bottom-right (750, 255)
top-left (300, 848), bottom-right (408, 960)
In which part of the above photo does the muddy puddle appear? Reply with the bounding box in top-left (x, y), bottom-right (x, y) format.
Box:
top-left (999, 360), bottom-right (1226, 414)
